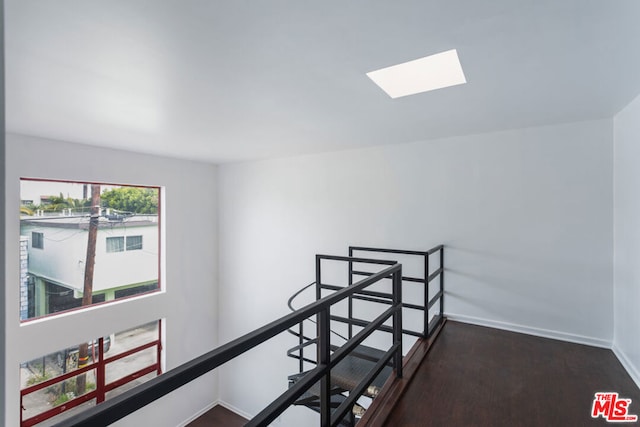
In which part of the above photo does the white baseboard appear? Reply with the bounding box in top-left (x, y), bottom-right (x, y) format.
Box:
top-left (612, 344), bottom-right (640, 390)
top-left (176, 399), bottom-right (253, 426)
top-left (177, 400), bottom-right (220, 427)
top-left (217, 400), bottom-right (254, 420)
top-left (446, 313), bottom-right (612, 348)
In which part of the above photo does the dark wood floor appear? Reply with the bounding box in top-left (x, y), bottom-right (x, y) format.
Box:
top-left (184, 321), bottom-right (640, 426)
top-left (187, 404), bottom-right (247, 427)
top-left (383, 321), bottom-right (640, 427)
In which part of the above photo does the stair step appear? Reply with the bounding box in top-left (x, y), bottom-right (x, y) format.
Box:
top-left (288, 344), bottom-right (392, 401)
top-left (329, 344), bottom-right (390, 365)
top-left (296, 393), bottom-right (362, 427)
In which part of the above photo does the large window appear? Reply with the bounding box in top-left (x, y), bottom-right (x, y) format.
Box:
top-left (20, 320), bottom-right (162, 427)
top-left (19, 179), bottom-right (162, 321)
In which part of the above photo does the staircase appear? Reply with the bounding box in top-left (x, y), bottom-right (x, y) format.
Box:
top-left (288, 344), bottom-right (391, 425)
top-left (286, 246), bottom-right (444, 425)
top-left (56, 245), bottom-right (444, 427)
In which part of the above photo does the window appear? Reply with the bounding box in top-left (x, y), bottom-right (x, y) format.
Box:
top-left (126, 235), bottom-right (143, 251)
top-left (106, 236), bottom-right (143, 252)
top-left (106, 237), bottom-right (124, 253)
top-left (20, 320), bottom-right (162, 427)
top-left (31, 232), bottom-right (43, 249)
top-left (20, 179), bottom-right (162, 321)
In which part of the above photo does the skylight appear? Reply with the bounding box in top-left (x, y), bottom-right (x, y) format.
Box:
top-left (366, 49), bottom-right (466, 98)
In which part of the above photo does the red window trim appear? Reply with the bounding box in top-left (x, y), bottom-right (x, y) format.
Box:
top-left (20, 323), bottom-right (162, 427)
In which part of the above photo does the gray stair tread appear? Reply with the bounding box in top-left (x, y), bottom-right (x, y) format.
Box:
top-left (330, 343), bottom-right (389, 364)
top-left (331, 352), bottom-right (391, 392)
top-left (289, 344), bottom-right (392, 400)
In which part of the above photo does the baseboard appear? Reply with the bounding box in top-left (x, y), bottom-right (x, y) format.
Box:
top-left (446, 313), bottom-right (612, 349)
top-left (177, 400), bottom-right (220, 427)
top-left (177, 399), bottom-right (252, 426)
top-left (217, 399), bottom-right (253, 420)
top-left (612, 344), bottom-right (640, 390)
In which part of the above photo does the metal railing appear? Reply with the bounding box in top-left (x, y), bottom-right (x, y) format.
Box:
top-left (286, 246), bottom-right (445, 397)
top-left (54, 256), bottom-right (405, 427)
top-left (22, 324), bottom-right (162, 427)
top-left (54, 245), bottom-right (444, 427)
top-left (348, 245), bottom-right (444, 339)
top-left (287, 245), bottom-right (444, 423)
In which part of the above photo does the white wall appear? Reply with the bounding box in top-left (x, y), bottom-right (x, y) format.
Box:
top-left (613, 93), bottom-right (640, 387)
top-left (0, 0), bottom-right (6, 419)
top-left (217, 119), bottom-right (614, 422)
top-left (4, 134), bottom-right (219, 426)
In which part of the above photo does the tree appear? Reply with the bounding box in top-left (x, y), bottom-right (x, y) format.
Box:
top-left (101, 187), bottom-right (158, 214)
top-left (26, 193), bottom-right (91, 215)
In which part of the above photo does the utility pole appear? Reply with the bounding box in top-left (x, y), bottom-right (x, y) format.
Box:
top-left (76, 184), bottom-right (100, 395)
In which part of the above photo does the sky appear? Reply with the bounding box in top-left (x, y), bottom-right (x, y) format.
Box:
top-left (20, 180), bottom-right (119, 205)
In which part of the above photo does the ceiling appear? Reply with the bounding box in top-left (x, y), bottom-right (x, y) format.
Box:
top-left (5, 1), bottom-right (640, 163)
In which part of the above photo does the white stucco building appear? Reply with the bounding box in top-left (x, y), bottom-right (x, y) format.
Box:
top-left (20, 213), bottom-right (159, 319)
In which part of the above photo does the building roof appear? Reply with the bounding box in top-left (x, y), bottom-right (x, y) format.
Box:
top-left (20, 215), bottom-right (158, 230)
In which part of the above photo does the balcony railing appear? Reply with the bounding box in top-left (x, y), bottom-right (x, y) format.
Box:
top-left (53, 245), bottom-right (444, 427)
top-left (22, 323), bottom-right (162, 427)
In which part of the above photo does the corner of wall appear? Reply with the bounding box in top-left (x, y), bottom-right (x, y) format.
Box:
top-left (1, 0), bottom-right (7, 423)
top-left (612, 90), bottom-right (640, 390)
top-left (612, 345), bottom-right (640, 390)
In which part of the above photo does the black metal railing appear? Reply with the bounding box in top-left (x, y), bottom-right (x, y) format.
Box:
top-left (348, 245), bottom-right (445, 339)
top-left (288, 245), bottom-right (445, 374)
top-left (53, 254), bottom-right (407, 427)
top-left (287, 245), bottom-right (444, 425)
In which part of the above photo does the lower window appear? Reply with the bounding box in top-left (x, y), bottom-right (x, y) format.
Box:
top-left (19, 320), bottom-right (162, 427)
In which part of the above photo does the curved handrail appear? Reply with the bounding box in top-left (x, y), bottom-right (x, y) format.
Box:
top-left (286, 281), bottom-right (348, 343)
top-left (286, 281), bottom-right (315, 311)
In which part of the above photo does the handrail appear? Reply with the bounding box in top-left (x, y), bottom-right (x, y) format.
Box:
top-left (285, 244), bottom-right (446, 421)
top-left (54, 261), bottom-right (403, 427)
top-left (286, 281), bottom-right (348, 343)
top-left (348, 245), bottom-right (445, 339)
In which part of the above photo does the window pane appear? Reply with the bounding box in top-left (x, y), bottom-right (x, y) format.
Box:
top-left (32, 232), bottom-right (43, 249)
top-left (20, 179), bottom-right (161, 321)
top-left (106, 237), bottom-right (124, 253)
top-left (20, 320), bottom-right (162, 426)
top-left (126, 235), bottom-right (143, 251)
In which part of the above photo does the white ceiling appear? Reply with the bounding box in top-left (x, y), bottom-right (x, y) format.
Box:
top-left (5, 1), bottom-right (640, 163)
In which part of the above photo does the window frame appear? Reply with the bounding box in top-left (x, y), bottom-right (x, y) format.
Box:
top-left (19, 320), bottom-right (163, 427)
top-left (19, 178), bottom-right (163, 323)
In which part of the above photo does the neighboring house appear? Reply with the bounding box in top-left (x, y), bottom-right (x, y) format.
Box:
top-left (20, 212), bottom-right (159, 319)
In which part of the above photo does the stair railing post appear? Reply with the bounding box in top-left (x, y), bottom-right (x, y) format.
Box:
top-left (348, 247), bottom-right (354, 340)
top-left (299, 320), bottom-right (304, 373)
top-left (316, 255), bottom-right (331, 426)
top-left (318, 306), bottom-right (331, 427)
top-left (424, 253), bottom-right (429, 338)
top-left (392, 266), bottom-right (403, 379)
top-left (439, 247), bottom-right (444, 322)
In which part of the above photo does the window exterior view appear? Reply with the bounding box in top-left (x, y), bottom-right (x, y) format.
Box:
top-left (20, 320), bottom-right (162, 427)
top-left (19, 179), bottom-right (161, 321)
